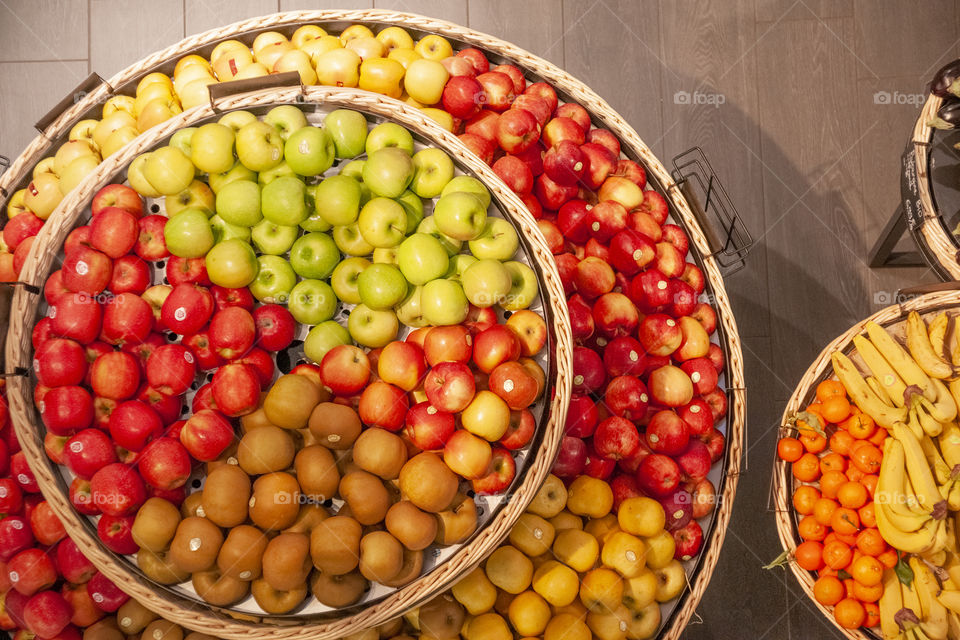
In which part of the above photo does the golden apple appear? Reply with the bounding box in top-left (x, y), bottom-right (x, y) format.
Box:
top-left (421, 107), bottom-right (456, 132)
top-left (626, 601), bottom-right (660, 640)
top-left (136, 97), bottom-right (183, 132)
top-left (507, 591), bottom-right (550, 636)
top-left (300, 36), bottom-right (343, 65)
top-left (544, 614), bottom-right (591, 640)
top-left (434, 493), bottom-right (478, 544)
top-left (642, 530), bottom-right (675, 570)
top-left (376, 26), bottom-right (414, 51)
top-left (101, 94), bottom-right (135, 118)
top-left (68, 119), bottom-right (99, 148)
top-left (601, 531), bottom-right (647, 578)
top-left (234, 62), bottom-right (270, 80)
top-left (53, 139), bottom-right (98, 176)
top-left (584, 513), bottom-right (621, 544)
top-left (526, 474), bottom-right (567, 519)
top-left (291, 24), bottom-right (327, 48)
top-left (358, 57), bottom-right (405, 99)
top-left (461, 390), bottom-right (511, 441)
top-left (552, 528), bottom-right (599, 572)
top-left (93, 110), bottom-right (136, 149)
top-left (274, 49), bottom-right (318, 85)
top-left (345, 36), bottom-right (386, 60)
top-left (210, 39), bottom-right (250, 64)
top-left (530, 560), bottom-right (579, 607)
top-left (23, 173), bottom-right (63, 220)
top-left (387, 47), bottom-right (421, 69)
top-left (212, 46), bottom-right (254, 81)
top-left (174, 54), bottom-right (211, 78)
top-left (508, 513), bottom-right (554, 557)
top-left (621, 569), bottom-right (657, 611)
top-left (404, 58), bottom-right (449, 105)
top-left (100, 125), bottom-right (139, 157)
top-left (550, 510), bottom-right (583, 531)
top-left (653, 560), bottom-right (685, 602)
top-left (586, 605), bottom-right (632, 640)
top-left (579, 567), bottom-right (623, 611)
top-left (174, 64), bottom-right (216, 94)
top-left (134, 82), bottom-right (176, 116)
top-left (484, 546), bottom-right (532, 594)
top-left (178, 78), bottom-right (218, 110)
top-left (254, 40), bottom-right (294, 70)
top-left (315, 48), bottom-right (361, 88)
top-left (465, 613), bottom-right (512, 640)
top-left (127, 153), bottom-right (162, 198)
top-left (451, 567), bottom-right (497, 615)
top-left (415, 35), bottom-right (454, 61)
top-left (137, 71), bottom-right (174, 95)
top-left (566, 475), bottom-right (614, 518)
top-left (618, 497), bottom-right (665, 538)
top-left (6, 189), bottom-right (28, 219)
top-left (59, 155), bottom-right (100, 194)
top-left (252, 31), bottom-right (288, 54)
top-left (32, 157), bottom-right (57, 179)
top-left (340, 24), bottom-right (375, 45)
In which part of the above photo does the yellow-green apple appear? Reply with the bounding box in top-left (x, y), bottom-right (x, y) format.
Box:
top-left (416, 217), bottom-right (461, 256)
top-left (348, 304), bottom-right (399, 348)
top-left (304, 320), bottom-right (351, 364)
top-left (363, 148), bottom-right (414, 199)
top-left (357, 263), bottom-right (408, 310)
top-left (291, 24), bottom-right (326, 47)
top-left (236, 120), bottom-right (284, 172)
top-left (289, 232), bottom-right (339, 280)
top-left (283, 125), bottom-right (334, 177)
top-left (440, 175), bottom-right (491, 208)
top-left (260, 175), bottom-right (309, 227)
top-left (58, 155), bottom-right (100, 194)
top-left (421, 279), bottom-right (468, 326)
top-left (333, 222), bottom-right (375, 256)
top-left (313, 174), bottom-right (362, 227)
top-left (366, 122), bottom-right (415, 155)
top-left (207, 161), bottom-right (256, 194)
top-left (264, 105), bottom-right (308, 141)
top-left (218, 110), bottom-right (257, 133)
top-left (53, 140), bottom-right (98, 176)
top-left (414, 34), bottom-right (453, 60)
top-left (396, 285), bottom-right (426, 327)
top-left (248, 255), bottom-right (296, 303)
top-left (142, 146), bottom-right (194, 196)
top-left (250, 220), bottom-right (296, 256)
top-left (468, 218), bottom-right (519, 261)
top-left (358, 197), bottom-right (408, 248)
top-left (274, 49), bottom-right (317, 84)
top-left (324, 109), bottom-right (368, 159)
top-left (330, 256), bottom-right (370, 304)
top-left (164, 208), bottom-right (213, 258)
top-left (461, 259), bottom-right (511, 308)
top-left (205, 238), bottom-right (258, 289)
top-left (93, 111), bottom-right (136, 151)
top-left (376, 25), bottom-right (413, 51)
top-left (252, 31), bottom-right (287, 54)
top-left (288, 279), bottom-right (337, 325)
top-left (502, 261), bottom-right (537, 311)
top-left (397, 232), bottom-right (449, 285)
top-left (445, 254), bottom-right (477, 282)
top-left (190, 123), bottom-right (236, 174)
top-left (214, 180), bottom-right (261, 227)
top-left (443, 430), bottom-right (492, 479)
top-left (434, 192), bottom-right (487, 242)
top-left (410, 148), bottom-right (454, 199)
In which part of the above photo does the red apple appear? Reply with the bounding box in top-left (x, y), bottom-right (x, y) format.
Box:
top-left (102, 292), bottom-right (153, 346)
top-left (3, 213), bottom-right (43, 251)
top-left (586, 128), bottom-right (620, 156)
top-left (557, 200), bottom-right (591, 243)
top-left (691, 302), bottom-right (717, 336)
top-left (475, 71), bottom-right (515, 111)
top-left (424, 361), bottom-right (476, 413)
top-left (44, 433), bottom-right (68, 465)
top-left (635, 453), bottom-right (681, 498)
top-left (629, 210), bottom-right (663, 242)
top-left (554, 103), bottom-right (590, 132)
top-left (542, 117), bottom-right (585, 148)
top-left (654, 242), bottom-right (684, 279)
top-left (512, 141), bottom-right (544, 176)
top-left (135, 214), bottom-right (169, 261)
top-left (232, 347), bottom-right (274, 386)
top-left (109, 255), bottom-right (150, 295)
top-left (62, 247), bottom-right (111, 296)
top-left (249, 303), bottom-right (294, 352)
top-left (673, 520), bottom-right (703, 561)
top-left (89, 351), bottom-right (140, 401)
top-left (146, 344), bottom-right (196, 396)
top-left (122, 332), bottom-right (165, 369)
top-left (637, 190), bottom-right (668, 224)
top-left (456, 48), bottom-right (489, 74)
top-left (61, 583), bottom-right (102, 628)
top-left (63, 429), bottom-right (117, 479)
top-left (0, 479), bottom-right (22, 517)
top-left (165, 256), bottom-right (209, 286)
top-left (552, 435), bottom-right (587, 478)
top-left (571, 346), bottom-right (605, 395)
top-left (191, 382), bottom-right (217, 413)
top-left (182, 331), bottom-right (223, 371)
top-left (90, 463), bottom-right (145, 516)
top-left (488, 361), bottom-right (538, 410)
top-left (668, 279), bottom-right (696, 318)
top-left (464, 109), bottom-right (500, 142)
top-left (537, 219), bottom-right (564, 254)
top-left (0, 517), bottom-right (33, 563)
top-left (472, 325), bottom-right (521, 374)
top-left (34, 338), bottom-right (87, 387)
top-left (648, 364), bottom-right (694, 408)
top-left (458, 132), bottom-right (495, 164)
top-left (89, 208), bottom-right (138, 258)
top-left (63, 226), bottom-right (91, 256)
top-left (593, 416), bottom-right (640, 461)
top-left (358, 381), bottom-right (408, 431)
top-left (500, 408), bottom-right (535, 449)
top-left (567, 293), bottom-right (595, 342)
top-left (471, 446), bottom-right (516, 495)
top-left (92, 183), bottom-right (143, 217)
top-left (677, 398), bottom-right (714, 437)
top-left (628, 268), bottom-right (671, 313)
top-left (424, 325), bottom-right (472, 366)
top-left (180, 409), bottom-right (234, 461)
top-left (97, 514), bottom-right (138, 555)
top-left (564, 394), bottom-right (598, 438)
top-left (207, 306), bottom-right (255, 360)
top-left (707, 343), bottom-right (724, 373)
top-left (534, 172), bottom-right (577, 210)
top-left (690, 478), bottom-right (716, 519)
top-left (573, 256), bottom-right (615, 299)
top-left (543, 140), bottom-right (585, 187)
top-left (583, 442), bottom-right (616, 480)
top-left (511, 93), bottom-right (551, 127)
top-left (320, 345), bottom-right (371, 396)
top-left (588, 200), bottom-right (628, 242)
top-left (491, 64), bottom-right (525, 94)
top-left (404, 401), bottom-right (455, 450)
top-left (492, 155), bottom-right (534, 194)
top-left (675, 316), bottom-right (710, 361)
top-left (378, 341), bottom-right (427, 392)
top-left (442, 55), bottom-right (477, 77)
top-left (555, 252), bottom-right (579, 295)
top-left (680, 262), bottom-right (705, 296)
top-left (8, 548), bottom-right (57, 596)
top-left (210, 286), bottom-right (254, 312)
top-left (23, 590), bottom-right (72, 638)
top-left (39, 385), bottom-right (94, 436)
top-left (523, 82), bottom-right (558, 113)
top-left (592, 292), bottom-right (639, 338)
top-left (675, 439), bottom-right (711, 482)
top-left (28, 501), bottom-right (65, 546)
top-left (49, 293), bottom-right (103, 345)
top-left (496, 107), bottom-right (541, 154)
top-left (609, 230), bottom-right (655, 276)
top-left (680, 358), bottom-right (719, 396)
top-left (108, 400), bottom-right (162, 452)
top-left (44, 271), bottom-right (70, 305)
top-left (579, 142), bottom-right (616, 190)
top-left (69, 478), bottom-right (97, 515)
top-left (604, 375), bottom-right (649, 422)
top-left (442, 75), bottom-right (485, 119)
top-left (160, 283), bottom-right (214, 336)
top-left (56, 538), bottom-right (96, 585)
top-left (660, 489), bottom-right (693, 532)
top-left (211, 363), bottom-right (261, 417)
top-left (86, 572), bottom-right (129, 612)
top-left (645, 410), bottom-right (689, 456)
top-left (702, 388), bottom-right (728, 424)
top-left (638, 314), bottom-right (682, 357)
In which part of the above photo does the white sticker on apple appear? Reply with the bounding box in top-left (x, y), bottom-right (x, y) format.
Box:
top-left (184, 351), bottom-right (194, 364)
top-left (70, 441), bottom-right (83, 453)
top-left (174, 307), bottom-right (187, 321)
top-left (76, 260), bottom-right (89, 276)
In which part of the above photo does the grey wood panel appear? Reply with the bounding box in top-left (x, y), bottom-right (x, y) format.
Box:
top-left (468, 0), bottom-right (565, 66)
top-left (0, 0), bottom-right (88, 62)
top-left (279, 0), bottom-right (373, 10)
top-left (854, 0), bottom-right (957, 80)
top-left (89, 0), bottom-right (184, 79)
top-left (755, 0), bottom-right (852, 23)
top-left (658, 0), bottom-right (769, 338)
top-left (755, 17), bottom-right (873, 387)
top-left (371, 0), bottom-right (467, 25)
top-left (185, 0), bottom-right (279, 35)
top-left (561, 0), bottom-right (664, 156)
top-left (0, 60), bottom-right (89, 159)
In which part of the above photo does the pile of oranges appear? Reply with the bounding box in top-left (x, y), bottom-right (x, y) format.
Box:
top-left (776, 379), bottom-right (895, 630)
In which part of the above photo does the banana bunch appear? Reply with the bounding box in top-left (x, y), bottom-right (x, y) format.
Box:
top-left (879, 559), bottom-right (959, 640)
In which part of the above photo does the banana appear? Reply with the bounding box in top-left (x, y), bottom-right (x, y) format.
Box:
top-left (946, 551), bottom-right (960, 586)
top-left (856, 334), bottom-right (909, 407)
top-left (939, 423), bottom-right (960, 468)
top-left (907, 311), bottom-right (957, 380)
top-left (867, 320), bottom-right (937, 400)
top-left (877, 498), bottom-right (941, 553)
top-left (917, 403), bottom-right (945, 438)
top-left (880, 439), bottom-right (934, 531)
top-left (869, 375), bottom-right (898, 406)
top-left (951, 314), bottom-right (960, 367)
top-left (904, 573), bottom-right (927, 622)
top-left (940, 590), bottom-right (960, 615)
top-left (921, 435), bottom-right (953, 485)
top-left (880, 568), bottom-right (905, 640)
top-left (832, 352), bottom-right (909, 428)
top-left (908, 407), bottom-right (927, 439)
top-left (929, 312), bottom-right (950, 358)
top-left (922, 378), bottom-right (958, 423)
top-left (896, 421), bottom-right (949, 514)
top-left (949, 483), bottom-right (960, 511)
top-left (914, 556), bottom-right (950, 640)
top-left (948, 611), bottom-right (960, 640)
top-left (922, 547), bottom-right (949, 567)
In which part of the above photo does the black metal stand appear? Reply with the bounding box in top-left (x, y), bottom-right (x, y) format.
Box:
top-left (868, 205), bottom-right (926, 268)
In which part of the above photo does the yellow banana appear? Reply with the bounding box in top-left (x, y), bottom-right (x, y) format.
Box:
top-left (869, 375), bottom-right (897, 406)
top-left (938, 423), bottom-right (960, 468)
top-left (913, 557), bottom-right (950, 640)
top-left (917, 403), bottom-right (945, 438)
top-left (895, 421), bottom-right (948, 514)
top-left (880, 568), bottom-right (905, 640)
top-left (877, 498), bottom-right (940, 553)
top-left (922, 378), bottom-right (958, 423)
top-left (867, 320), bottom-right (937, 400)
top-left (907, 407), bottom-right (927, 439)
top-left (946, 552), bottom-right (960, 586)
top-left (903, 572), bottom-right (927, 622)
top-left (929, 312), bottom-right (950, 357)
top-left (908, 311), bottom-right (957, 380)
top-left (921, 547), bottom-right (948, 567)
top-left (948, 483), bottom-right (960, 511)
top-left (939, 590), bottom-right (960, 615)
top-left (920, 435), bottom-right (953, 485)
top-left (946, 521), bottom-right (958, 555)
top-left (948, 611), bottom-right (960, 640)
top-left (832, 352), bottom-right (909, 428)
top-left (880, 439), bottom-right (933, 530)
top-left (855, 334), bottom-right (909, 407)
top-left (951, 314), bottom-right (960, 366)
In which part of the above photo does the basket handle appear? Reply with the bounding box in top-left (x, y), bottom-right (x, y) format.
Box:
top-left (897, 281), bottom-right (960, 297)
top-left (207, 72), bottom-right (303, 112)
top-left (35, 73), bottom-right (110, 137)
top-left (670, 147), bottom-right (753, 275)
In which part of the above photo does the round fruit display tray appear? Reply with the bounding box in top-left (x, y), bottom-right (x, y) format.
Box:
top-left (5, 86), bottom-right (571, 638)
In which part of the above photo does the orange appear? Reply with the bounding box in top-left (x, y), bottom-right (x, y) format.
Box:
top-left (820, 471), bottom-right (848, 499)
top-left (834, 598), bottom-right (866, 629)
top-left (861, 474), bottom-right (879, 497)
top-left (793, 485), bottom-right (821, 515)
top-left (829, 430), bottom-right (855, 456)
top-left (813, 575), bottom-right (844, 606)
top-left (798, 516), bottom-right (828, 542)
top-left (821, 396), bottom-right (852, 423)
top-left (852, 444), bottom-right (882, 474)
top-left (852, 580), bottom-right (883, 603)
top-left (877, 548), bottom-right (898, 569)
top-left (837, 481), bottom-right (868, 509)
top-left (820, 453), bottom-right (847, 474)
top-left (800, 431), bottom-right (827, 454)
top-left (845, 413), bottom-right (876, 440)
top-left (816, 380), bottom-right (846, 402)
top-left (856, 529), bottom-right (885, 556)
top-left (777, 437), bottom-right (804, 462)
top-left (813, 498), bottom-right (839, 527)
top-left (822, 540), bottom-right (853, 570)
top-left (845, 466), bottom-right (866, 482)
top-left (858, 503), bottom-right (877, 529)
top-left (792, 453), bottom-right (821, 482)
top-left (868, 427), bottom-right (888, 447)
top-left (863, 602), bottom-right (880, 628)
top-left (831, 507), bottom-right (860, 536)
top-left (795, 540), bottom-right (824, 571)
top-left (850, 555), bottom-right (883, 587)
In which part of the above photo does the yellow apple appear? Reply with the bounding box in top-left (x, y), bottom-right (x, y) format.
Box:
top-left (549, 510), bottom-right (583, 531)
top-left (435, 493), bottom-right (478, 544)
top-left (32, 157), bottom-right (57, 179)
top-left (136, 71), bottom-right (174, 95)
top-left (339, 24), bottom-right (375, 45)
top-left (579, 567), bottom-right (623, 611)
top-left (617, 497), bottom-right (665, 538)
top-left (274, 49), bottom-right (318, 85)
top-left (507, 591), bottom-right (550, 637)
top-left (127, 153), bottom-right (162, 198)
top-left (420, 107), bottom-right (456, 132)
top-left (526, 474), bottom-right (567, 519)
top-left (53, 139), bottom-right (98, 176)
top-left (100, 125), bottom-right (139, 157)
top-left (508, 513), bottom-right (554, 557)
top-left (345, 36), bottom-right (386, 60)
top-left (23, 173), bottom-right (63, 220)
top-left (586, 606), bottom-right (632, 640)
top-left (315, 48), bottom-right (361, 88)
top-left (584, 513), bottom-right (621, 545)
top-left (401, 92), bottom-right (426, 108)
top-left (174, 54), bottom-right (211, 78)
top-left (601, 531), bottom-right (647, 578)
top-left (552, 528), bottom-right (599, 572)
top-left (653, 560), bottom-right (685, 602)
top-left (566, 475), bottom-right (614, 519)
top-left (530, 560), bottom-right (579, 607)
top-left (252, 31), bottom-right (288, 54)
top-left (465, 613), bottom-right (512, 640)
top-left (388, 47), bottom-right (421, 69)
top-left (93, 110), bottom-right (136, 149)
top-left (415, 35), bottom-right (453, 61)
top-left (376, 26), bottom-right (415, 51)
top-left (484, 546), bottom-right (532, 594)
top-left (443, 430), bottom-right (492, 479)
top-left (134, 82), bottom-right (176, 116)
top-left (642, 530), bottom-right (675, 570)
top-left (234, 62), bottom-right (270, 80)
top-left (461, 390), bottom-right (511, 441)
top-left (404, 58), bottom-right (449, 105)
top-left (621, 569), bottom-right (657, 611)
top-left (451, 568), bottom-right (497, 615)
top-left (59, 155), bottom-right (100, 194)
top-left (212, 46), bottom-right (254, 81)
top-left (173, 64), bottom-right (216, 94)
top-left (291, 24), bottom-right (327, 48)
top-left (136, 98), bottom-right (182, 132)
top-left (178, 78), bottom-right (217, 110)
top-left (626, 601), bottom-right (660, 640)
top-left (300, 36), bottom-right (343, 65)
top-left (358, 57), bottom-right (405, 98)
top-left (544, 614), bottom-right (591, 640)
top-left (210, 39), bottom-right (250, 64)
top-left (7, 189), bottom-right (28, 219)
top-left (256, 40), bottom-right (295, 70)
top-left (68, 119), bottom-right (99, 147)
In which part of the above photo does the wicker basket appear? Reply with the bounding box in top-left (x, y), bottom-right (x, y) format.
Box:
top-left (0, 11), bottom-right (747, 638)
top-left (771, 285), bottom-right (960, 640)
top-left (5, 85), bottom-right (572, 639)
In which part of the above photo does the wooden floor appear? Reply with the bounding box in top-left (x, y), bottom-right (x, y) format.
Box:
top-left (1, 1), bottom-right (956, 637)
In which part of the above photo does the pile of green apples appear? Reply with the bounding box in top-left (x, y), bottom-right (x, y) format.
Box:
top-left (129, 105), bottom-right (539, 362)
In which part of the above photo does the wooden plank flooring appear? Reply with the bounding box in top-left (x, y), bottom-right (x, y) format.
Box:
top-left (0, 2), bottom-right (956, 638)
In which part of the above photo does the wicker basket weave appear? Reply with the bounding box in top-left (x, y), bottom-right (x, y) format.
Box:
top-left (6, 85), bottom-right (572, 639)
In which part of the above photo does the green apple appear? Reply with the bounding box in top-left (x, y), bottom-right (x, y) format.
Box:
top-left (205, 238), bottom-right (258, 288)
top-left (249, 255), bottom-right (297, 303)
top-left (357, 263), bottom-right (408, 310)
top-left (304, 320), bottom-right (352, 364)
top-left (333, 223), bottom-right (375, 256)
top-left (331, 256), bottom-right (370, 304)
top-left (251, 219), bottom-right (299, 255)
top-left (395, 285), bottom-right (427, 327)
top-left (397, 233), bottom-right (449, 285)
top-left (164, 208), bottom-right (214, 258)
top-left (190, 123), bottom-right (236, 174)
top-left (218, 110), bottom-right (257, 133)
top-left (215, 179), bottom-right (262, 227)
top-left (416, 216), bottom-right (461, 256)
top-left (339, 159), bottom-right (365, 181)
top-left (165, 179), bottom-right (215, 216)
top-left (314, 175), bottom-right (362, 226)
top-left (363, 147), bottom-right (414, 198)
top-left (324, 109), bottom-right (368, 159)
top-left (169, 127), bottom-right (197, 159)
top-left (209, 215), bottom-right (252, 243)
top-left (372, 247), bottom-right (399, 264)
top-left (284, 125), bottom-right (335, 176)
top-left (461, 259), bottom-right (512, 308)
top-left (208, 160), bottom-right (257, 193)
top-left (441, 175), bottom-right (491, 209)
top-left (289, 232), bottom-right (339, 279)
top-left (445, 254), bottom-right (478, 281)
top-left (301, 185), bottom-right (333, 232)
top-left (264, 105), bottom-right (308, 140)
top-left (365, 122), bottom-right (414, 155)
top-left (347, 304), bottom-right (399, 348)
top-left (469, 217), bottom-right (520, 261)
top-left (357, 197), bottom-right (407, 248)
top-left (143, 146), bottom-right (195, 196)
top-left (421, 279), bottom-right (469, 326)
top-left (410, 148), bottom-right (455, 198)
top-left (502, 260), bottom-right (538, 310)
top-left (258, 161), bottom-right (301, 186)
top-left (433, 191), bottom-right (487, 241)
top-left (288, 279), bottom-right (338, 325)
top-left (236, 120), bottom-right (284, 172)
top-left (127, 153), bottom-right (162, 198)
top-left (262, 176), bottom-right (310, 225)
top-left (396, 189), bottom-right (424, 233)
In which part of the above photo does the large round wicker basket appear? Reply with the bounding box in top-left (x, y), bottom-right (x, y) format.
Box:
top-left (5, 85), bottom-right (572, 639)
